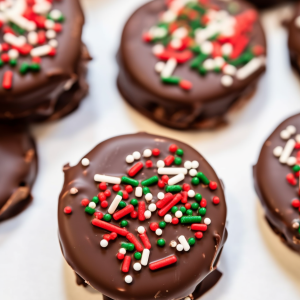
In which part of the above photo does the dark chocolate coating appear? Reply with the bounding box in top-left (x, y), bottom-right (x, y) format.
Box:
top-left (0, 124), bottom-right (37, 221)
top-left (253, 113), bottom-right (300, 253)
top-left (288, 2), bottom-right (300, 77)
top-left (58, 133), bottom-right (227, 300)
top-left (0, 0), bottom-right (89, 122)
top-left (117, 0), bottom-right (266, 130)
top-left (249, 0), bottom-right (296, 9)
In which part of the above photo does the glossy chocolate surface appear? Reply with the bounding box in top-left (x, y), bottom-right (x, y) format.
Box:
top-left (254, 113), bottom-right (300, 253)
top-left (0, 124), bottom-right (37, 221)
top-left (58, 133), bottom-right (227, 300)
top-left (117, 0), bottom-right (266, 129)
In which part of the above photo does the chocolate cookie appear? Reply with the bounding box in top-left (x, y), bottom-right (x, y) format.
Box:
top-left (0, 0), bottom-right (90, 122)
top-left (58, 133), bottom-right (227, 300)
top-left (0, 124), bottom-right (37, 222)
top-left (117, 0), bottom-right (266, 130)
top-left (254, 113), bottom-right (300, 253)
top-left (288, 2), bottom-right (300, 77)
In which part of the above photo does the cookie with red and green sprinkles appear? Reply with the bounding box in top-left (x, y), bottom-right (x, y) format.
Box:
top-left (117, 0), bottom-right (266, 130)
top-left (58, 132), bottom-right (227, 300)
top-left (254, 113), bottom-right (300, 253)
top-left (0, 0), bottom-right (90, 122)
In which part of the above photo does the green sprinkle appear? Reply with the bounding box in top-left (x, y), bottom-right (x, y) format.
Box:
top-left (134, 252), bottom-right (142, 260)
top-left (165, 185), bottom-right (182, 193)
top-left (191, 203), bottom-right (199, 210)
top-left (159, 221), bottom-right (166, 229)
top-left (188, 237), bottom-right (196, 246)
top-left (121, 176), bottom-right (139, 187)
top-left (293, 165), bottom-right (300, 173)
top-left (157, 239), bottom-right (166, 247)
top-left (120, 220), bottom-right (128, 227)
top-left (0, 59), bottom-right (3, 67)
top-left (195, 194), bottom-right (202, 202)
top-left (198, 65), bottom-right (207, 76)
top-left (190, 53), bottom-right (207, 68)
top-left (196, 172), bottom-right (210, 185)
top-left (141, 176), bottom-right (159, 186)
top-left (103, 214), bottom-right (112, 222)
top-left (9, 59), bottom-right (17, 66)
top-left (180, 207), bottom-right (187, 214)
top-left (176, 149), bottom-right (184, 156)
top-left (181, 216), bottom-right (202, 224)
top-left (192, 177), bottom-right (200, 185)
top-left (85, 207), bottom-right (95, 215)
top-left (119, 201), bottom-right (126, 208)
top-left (143, 187), bottom-right (150, 195)
top-left (92, 196), bottom-right (99, 204)
top-left (186, 209), bottom-right (193, 216)
top-left (130, 199), bottom-right (138, 206)
top-left (171, 206), bottom-right (178, 214)
top-left (30, 63), bottom-right (40, 72)
top-left (161, 76), bottom-right (181, 84)
top-left (121, 242), bottom-right (135, 251)
top-left (199, 207), bottom-right (206, 216)
top-left (117, 191), bottom-right (123, 197)
top-left (20, 62), bottom-right (29, 74)
top-left (174, 157), bottom-right (182, 165)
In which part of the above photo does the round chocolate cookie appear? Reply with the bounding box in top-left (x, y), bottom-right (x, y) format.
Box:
top-left (0, 0), bottom-right (90, 122)
top-left (254, 113), bottom-right (300, 253)
top-left (58, 133), bottom-right (227, 300)
top-left (117, 0), bottom-right (266, 130)
top-left (288, 2), bottom-right (300, 77)
top-left (0, 124), bottom-right (37, 222)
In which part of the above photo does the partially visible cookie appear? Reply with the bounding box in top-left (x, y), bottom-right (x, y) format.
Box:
top-left (0, 124), bottom-right (37, 221)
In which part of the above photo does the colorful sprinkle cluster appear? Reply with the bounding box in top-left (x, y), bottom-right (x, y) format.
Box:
top-left (64, 143), bottom-right (221, 285)
top-left (272, 124), bottom-right (300, 232)
top-left (0, 0), bottom-right (65, 89)
top-left (142, 0), bottom-right (266, 90)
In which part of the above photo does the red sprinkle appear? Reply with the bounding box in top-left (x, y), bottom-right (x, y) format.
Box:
top-left (110, 232), bottom-right (118, 240)
top-left (158, 194), bottom-right (182, 217)
top-left (113, 185), bottom-right (121, 192)
top-left (128, 162), bottom-right (143, 177)
top-left (191, 224), bottom-right (207, 231)
top-left (172, 217), bottom-right (179, 225)
top-left (138, 202), bottom-right (146, 221)
top-left (64, 206), bottom-right (72, 214)
top-left (161, 175), bottom-right (169, 183)
top-left (158, 180), bottom-right (165, 188)
top-left (104, 190), bottom-right (111, 197)
top-left (150, 222), bottom-right (159, 231)
top-left (81, 198), bottom-right (89, 207)
top-left (99, 182), bottom-right (107, 191)
top-left (113, 205), bottom-right (134, 221)
top-left (122, 190), bottom-right (129, 200)
top-left (212, 196), bottom-right (220, 205)
top-left (126, 233), bottom-right (144, 252)
top-left (195, 232), bottom-right (203, 239)
top-left (146, 160), bottom-right (153, 168)
top-left (125, 185), bottom-right (133, 193)
top-left (101, 201), bottom-right (108, 208)
top-left (92, 219), bottom-right (128, 236)
top-left (200, 199), bottom-right (207, 207)
top-left (94, 212), bottom-right (103, 220)
top-left (292, 199), bottom-right (300, 208)
top-left (1, 53), bottom-right (9, 62)
top-left (1, 43), bottom-right (9, 52)
top-left (185, 203), bottom-right (191, 209)
top-left (152, 148), bottom-right (160, 156)
top-left (156, 193), bottom-right (174, 209)
top-left (103, 234), bottom-right (111, 241)
top-left (122, 256), bottom-right (131, 273)
top-left (98, 192), bottom-right (106, 202)
top-left (286, 173), bottom-right (297, 185)
top-left (169, 144), bottom-right (178, 153)
top-left (149, 255), bottom-right (177, 271)
top-left (182, 183), bottom-right (190, 191)
top-left (164, 155), bottom-right (174, 166)
top-left (139, 232), bottom-right (152, 249)
top-left (181, 191), bottom-right (188, 204)
top-left (209, 181), bottom-right (217, 190)
top-left (130, 210), bottom-right (138, 218)
top-left (117, 253), bottom-right (124, 260)
top-left (179, 80), bottom-right (192, 90)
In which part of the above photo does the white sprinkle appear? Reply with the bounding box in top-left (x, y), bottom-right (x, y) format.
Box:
top-left (152, 44), bottom-right (164, 55)
top-left (119, 248), bottom-right (126, 254)
top-left (46, 29), bottom-right (56, 39)
top-left (70, 187), bottom-right (78, 195)
top-left (175, 211), bottom-right (183, 218)
top-left (280, 130), bottom-right (291, 140)
top-left (45, 19), bottom-right (54, 29)
top-left (221, 43), bottom-right (233, 56)
top-left (287, 156), bottom-right (297, 166)
top-left (133, 263), bottom-right (142, 271)
top-left (157, 160), bottom-right (165, 168)
top-left (279, 139), bottom-right (296, 164)
top-left (30, 45), bottom-right (52, 57)
top-left (296, 134), bottom-right (300, 143)
top-left (170, 38), bottom-right (182, 49)
top-left (125, 275), bottom-right (133, 284)
top-left (145, 193), bottom-right (153, 201)
top-left (4, 33), bottom-right (25, 47)
top-left (214, 56), bottom-right (225, 68)
top-left (108, 195), bottom-right (122, 214)
top-left (133, 151), bottom-right (141, 160)
top-left (223, 64), bottom-right (237, 76)
top-left (295, 15), bottom-right (300, 28)
top-left (168, 173), bottom-right (185, 185)
top-left (204, 218), bottom-right (211, 225)
top-left (143, 149), bottom-right (152, 157)
top-left (150, 26), bottom-right (168, 38)
top-left (155, 228), bottom-right (162, 236)
top-left (126, 155), bottom-right (134, 164)
top-left (94, 174), bottom-right (121, 184)
top-left (170, 240), bottom-right (177, 248)
top-left (191, 160), bottom-right (199, 169)
top-left (137, 226), bottom-right (145, 234)
top-left (164, 214), bottom-right (172, 223)
top-left (189, 169), bottom-right (197, 177)
top-left (184, 161), bottom-right (192, 169)
top-left (188, 190), bottom-right (195, 198)
top-left (6, 12), bottom-right (36, 31)
top-left (157, 192), bottom-right (165, 200)
top-left (161, 10), bottom-right (176, 22)
top-left (81, 158), bottom-right (90, 166)
top-left (158, 168), bottom-right (187, 175)
top-left (50, 9), bottom-right (62, 20)
top-left (184, 297), bottom-right (191, 300)
top-left (33, 2), bottom-right (51, 14)
top-left (292, 221), bottom-right (300, 229)
top-left (201, 41), bottom-right (213, 55)
top-left (148, 203), bottom-right (157, 212)
top-left (287, 125), bottom-right (297, 135)
top-left (141, 249), bottom-right (150, 266)
top-left (176, 244), bottom-right (184, 251)
top-left (135, 187), bottom-right (142, 197)
top-left (273, 146), bottom-right (283, 157)
top-left (172, 27), bottom-right (188, 39)
top-left (144, 210), bottom-right (152, 219)
top-left (89, 202), bottom-right (96, 209)
top-left (236, 56), bottom-right (266, 80)
top-left (48, 39), bottom-right (58, 48)
top-left (178, 235), bottom-right (190, 251)
top-left (155, 61), bottom-right (165, 73)
top-left (161, 58), bottom-right (177, 78)
top-left (28, 31), bottom-right (38, 45)
top-left (221, 75), bottom-right (233, 87)
top-left (8, 49), bottom-right (18, 59)
top-left (100, 239), bottom-right (108, 248)
top-left (203, 59), bottom-right (215, 70)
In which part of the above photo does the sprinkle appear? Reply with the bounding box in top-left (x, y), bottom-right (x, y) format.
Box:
top-left (92, 219), bottom-right (128, 236)
top-left (141, 249), bottom-right (150, 266)
top-left (133, 262), bottom-right (142, 271)
top-left (165, 185), bottom-right (182, 193)
top-left (148, 203), bottom-right (157, 212)
top-left (189, 169), bottom-right (197, 177)
top-left (128, 162), bottom-right (143, 177)
top-left (164, 214), bottom-right (172, 223)
top-left (119, 248), bottom-right (126, 254)
top-left (108, 194), bottom-right (123, 214)
top-left (184, 161), bottom-right (192, 169)
top-left (135, 187), bottom-right (142, 197)
top-left (170, 241), bottom-right (177, 247)
top-left (158, 194), bottom-right (182, 216)
top-left (64, 206), bottom-right (72, 214)
top-left (121, 176), bottom-right (139, 187)
top-left (144, 210), bottom-right (152, 219)
top-left (164, 155), bottom-right (174, 166)
top-left (157, 160), bottom-right (165, 168)
top-left (157, 192), bottom-right (165, 200)
top-left (138, 202), bottom-right (146, 221)
top-left (100, 239), bottom-right (108, 248)
top-left (145, 193), bottom-right (153, 202)
top-left (139, 232), bottom-right (152, 249)
top-left (133, 151), bottom-right (141, 160)
top-left (155, 61), bottom-right (165, 73)
top-left (157, 238), bottom-right (165, 247)
top-left (287, 125), bottom-right (296, 135)
top-left (2, 71), bottom-right (13, 90)
top-left (3, 33), bottom-right (25, 47)
top-left (158, 168), bottom-right (187, 175)
top-left (280, 130), bottom-right (290, 140)
top-left (196, 172), bottom-right (210, 185)
top-left (126, 233), bottom-right (144, 252)
top-left (155, 228), bottom-right (162, 236)
top-left (161, 58), bottom-right (177, 78)
top-left (181, 216), bottom-right (202, 224)
top-left (149, 255), bottom-right (177, 271)
top-left (176, 244), bottom-right (184, 251)
top-left (124, 275), bottom-right (133, 284)
top-left (191, 224), bottom-right (207, 231)
top-left (273, 146), bottom-right (283, 157)
top-left (143, 149), bottom-right (152, 157)
top-left (287, 157), bottom-right (297, 166)
top-left (70, 187), bottom-right (78, 195)
top-left (141, 176), bottom-right (159, 186)
top-left (126, 155), bottom-right (134, 163)
top-left (187, 190), bottom-right (195, 197)
top-left (175, 211), bottom-right (183, 218)
top-left (279, 139), bottom-right (296, 164)
top-left (204, 218), bottom-right (211, 225)
top-left (81, 158), bottom-right (90, 166)
top-left (236, 56), bottom-right (266, 80)
top-left (113, 205), bottom-right (134, 220)
top-left (85, 207), bottom-right (96, 215)
top-left (168, 173), bottom-right (185, 186)
top-left (30, 45), bottom-right (53, 57)
top-left (178, 235), bottom-right (190, 251)
top-left (122, 256), bottom-right (131, 273)
top-left (221, 75), bottom-right (233, 87)
top-left (121, 243), bottom-right (135, 251)
top-left (94, 174), bottom-right (121, 184)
